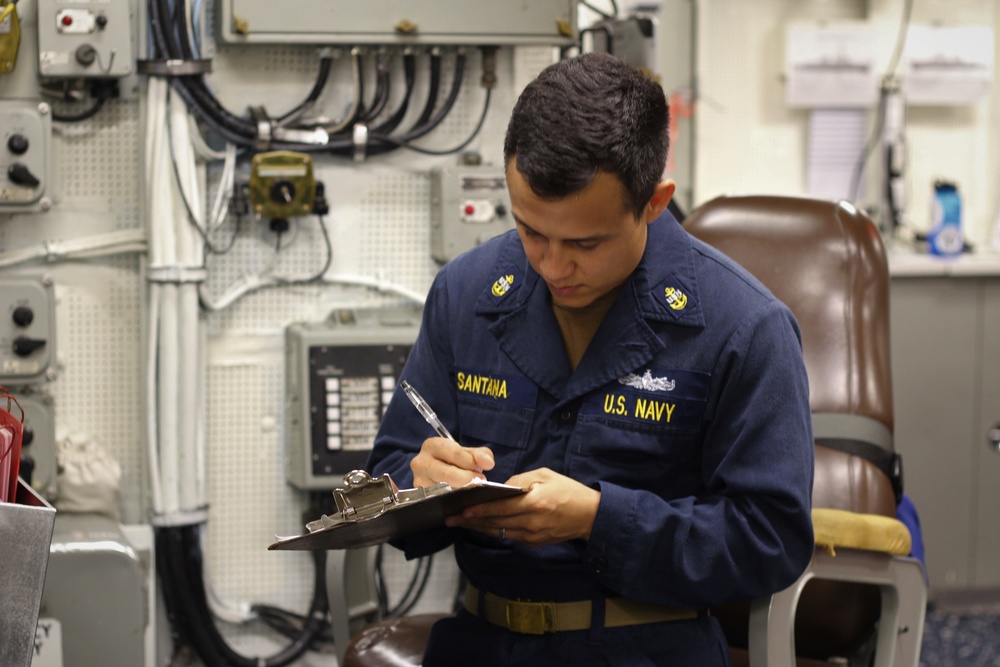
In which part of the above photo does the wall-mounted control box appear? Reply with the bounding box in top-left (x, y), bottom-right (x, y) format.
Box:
top-left (430, 166), bottom-right (514, 264)
top-left (285, 306), bottom-right (421, 490)
top-left (19, 391), bottom-right (57, 500)
top-left (37, 0), bottom-right (133, 78)
top-left (0, 102), bottom-right (52, 214)
top-left (0, 277), bottom-right (57, 384)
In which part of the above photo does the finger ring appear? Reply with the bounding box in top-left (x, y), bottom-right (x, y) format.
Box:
top-left (499, 527), bottom-right (506, 540)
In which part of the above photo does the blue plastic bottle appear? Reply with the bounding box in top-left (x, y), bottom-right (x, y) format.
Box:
top-left (928, 181), bottom-right (964, 257)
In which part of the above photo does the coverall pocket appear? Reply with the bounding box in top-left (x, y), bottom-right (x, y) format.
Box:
top-left (456, 401), bottom-right (532, 479)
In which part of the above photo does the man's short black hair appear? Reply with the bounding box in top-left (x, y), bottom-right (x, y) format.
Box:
top-left (503, 52), bottom-right (670, 219)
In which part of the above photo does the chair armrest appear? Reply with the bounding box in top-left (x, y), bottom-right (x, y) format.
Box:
top-left (812, 508), bottom-right (911, 556)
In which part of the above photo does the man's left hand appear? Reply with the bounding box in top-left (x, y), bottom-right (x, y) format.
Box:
top-left (444, 467), bottom-right (600, 546)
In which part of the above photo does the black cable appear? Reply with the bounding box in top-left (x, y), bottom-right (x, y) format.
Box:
top-left (152, 0), bottom-right (257, 142)
top-left (580, 0), bottom-right (612, 20)
top-left (273, 51), bottom-right (459, 157)
top-left (148, 0), bottom-right (254, 145)
top-left (370, 52), bottom-right (417, 136)
top-left (413, 51), bottom-right (443, 129)
top-left (389, 554), bottom-right (434, 617)
top-left (362, 52), bottom-right (392, 123)
top-left (367, 51), bottom-right (467, 153)
top-left (51, 97), bottom-right (107, 123)
top-left (151, 6), bottom-right (464, 158)
top-left (156, 524), bottom-right (329, 667)
top-left (277, 55), bottom-right (334, 126)
top-left (376, 87), bottom-right (491, 156)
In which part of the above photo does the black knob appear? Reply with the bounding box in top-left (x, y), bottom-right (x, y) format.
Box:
top-left (270, 180), bottom-right (296, 204)
top-left (7, 133), bottom-right (29, 155)
top-left (76, 44), bottom-right (97, 67)
top-left (8, 163), bottom-right (41, 188)
top-left (22, 427), bottom-right (34, 447)
top-left (12, 336), bottom-right (46, 356)
top-left (95, 14), bottom-right (108, 29)
top-left (12, 305), bottom-right (34, 327)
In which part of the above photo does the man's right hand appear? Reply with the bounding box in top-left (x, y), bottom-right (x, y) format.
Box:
top-left (410, 437), bottom-right (495, 489)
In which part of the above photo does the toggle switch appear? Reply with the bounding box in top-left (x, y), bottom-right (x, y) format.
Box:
top-left (12, 335), bottom-right (47, 356)
top-left (8, 163), bottom-right (41, 188)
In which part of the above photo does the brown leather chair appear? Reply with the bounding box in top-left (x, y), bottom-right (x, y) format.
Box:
top-left (685, 195), bottom-right (925, 667)
top-left (336, 195), bottom-right (927, 667)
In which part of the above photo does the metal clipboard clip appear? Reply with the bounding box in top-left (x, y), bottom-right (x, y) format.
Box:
top-left (270, 470), bottom-right (526, 551)
top-left (305, 470), bottom-right (453, 531)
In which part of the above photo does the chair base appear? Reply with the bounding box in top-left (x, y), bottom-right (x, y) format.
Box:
top-left (748, 550), bottom-right (927, 667)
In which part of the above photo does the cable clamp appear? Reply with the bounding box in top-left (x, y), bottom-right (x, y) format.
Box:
top-left (352, 123), bottom-right (368, 162)
top-left (147, 265), bottom-right (208, 284)
top-left (150, 506), bottom-right (209, 527)
top-left (42, 240), bottom-right (61, 262)
top-left (273, 126), bottom-right (329, 145)
top-left (137, 58), bottom-right (213, 77)
top-left (250, 105), bottom-right (273, 152)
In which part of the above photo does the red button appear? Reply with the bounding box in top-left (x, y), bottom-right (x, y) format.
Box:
top-left (464, 204), bottom-right (475, 215)
top-left (61, 14), bottom-right (73, 25)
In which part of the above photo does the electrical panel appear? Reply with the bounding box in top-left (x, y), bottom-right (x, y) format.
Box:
top-left (285, 306), bottom-right (421, 490)
top-left (36, 0), bottom-right (134, 78)
top-left (0, 277), bottom-right (57, 384)
top-left (0, 101), bottom-right (52, 214)
top-left (430, 165), bottom-right (514, 264)
top-left (19, 391), bottom-right (57, 501)
top-left (219, 0), bottom-right (576, 45)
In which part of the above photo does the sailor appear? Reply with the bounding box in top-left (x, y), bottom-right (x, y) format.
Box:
top-left (367, 52), bottom-right (814, 666)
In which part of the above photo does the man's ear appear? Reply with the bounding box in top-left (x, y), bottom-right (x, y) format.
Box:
top-left (643, 180), bottom-right (676, 224)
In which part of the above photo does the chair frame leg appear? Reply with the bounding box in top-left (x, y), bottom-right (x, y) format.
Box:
top-left (327, 547), bottom-right (382, 666)
top-left (748, 551), bottom-right (927, 667)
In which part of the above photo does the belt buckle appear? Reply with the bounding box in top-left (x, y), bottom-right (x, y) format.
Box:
top-left (505, 600), bottom-right (555, 635)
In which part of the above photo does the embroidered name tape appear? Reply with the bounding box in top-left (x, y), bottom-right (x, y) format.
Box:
top-left (453, 368), bottom-right (537, 409)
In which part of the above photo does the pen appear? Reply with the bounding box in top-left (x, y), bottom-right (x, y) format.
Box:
top-left (400, 380), bottom-right (456, 442)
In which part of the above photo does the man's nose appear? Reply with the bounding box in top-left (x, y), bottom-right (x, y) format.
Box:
top-left (540, 244), bottom-right (573, 281)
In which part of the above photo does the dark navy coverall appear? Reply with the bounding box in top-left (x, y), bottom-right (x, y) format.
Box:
top-left (366, 211), bottom-right (815, 666)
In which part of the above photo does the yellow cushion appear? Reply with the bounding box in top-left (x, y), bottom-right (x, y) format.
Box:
top-left (812, 508), bottom-right (911, 557)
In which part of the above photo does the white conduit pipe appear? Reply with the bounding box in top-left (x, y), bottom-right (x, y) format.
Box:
top-left (169, 89), bottom-right (207, 512)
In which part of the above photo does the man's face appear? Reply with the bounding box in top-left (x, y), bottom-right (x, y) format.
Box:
top-left (506, 160), bottom-right (650, 310)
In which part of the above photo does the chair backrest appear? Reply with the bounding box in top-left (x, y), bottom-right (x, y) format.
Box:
top-left (684, 195), bottom-right (898, 660)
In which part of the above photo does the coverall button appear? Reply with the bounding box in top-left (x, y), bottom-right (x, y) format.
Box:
top-left (591, 557), bottom-right (607, 573)
top-left (560, 410), bottom-right (572, 421)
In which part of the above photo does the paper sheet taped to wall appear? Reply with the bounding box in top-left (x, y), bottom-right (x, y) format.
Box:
top-left (786, 21), bottom-right (878, 108)
top-left (903, 25), bottom-right (994, 106)
top-left (268, 470), bottom-right (526, 551)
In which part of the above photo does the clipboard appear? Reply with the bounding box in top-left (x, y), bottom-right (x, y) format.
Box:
top-left (268, 470), bottom-right (526, 551)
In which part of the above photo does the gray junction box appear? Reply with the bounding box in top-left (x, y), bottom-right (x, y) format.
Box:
top-left (285, 306), bottom-right (422, 490)
top-left (218, 0), bottom-right (577, 45)
top-left (430, 166), bottom-right (514, 264)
